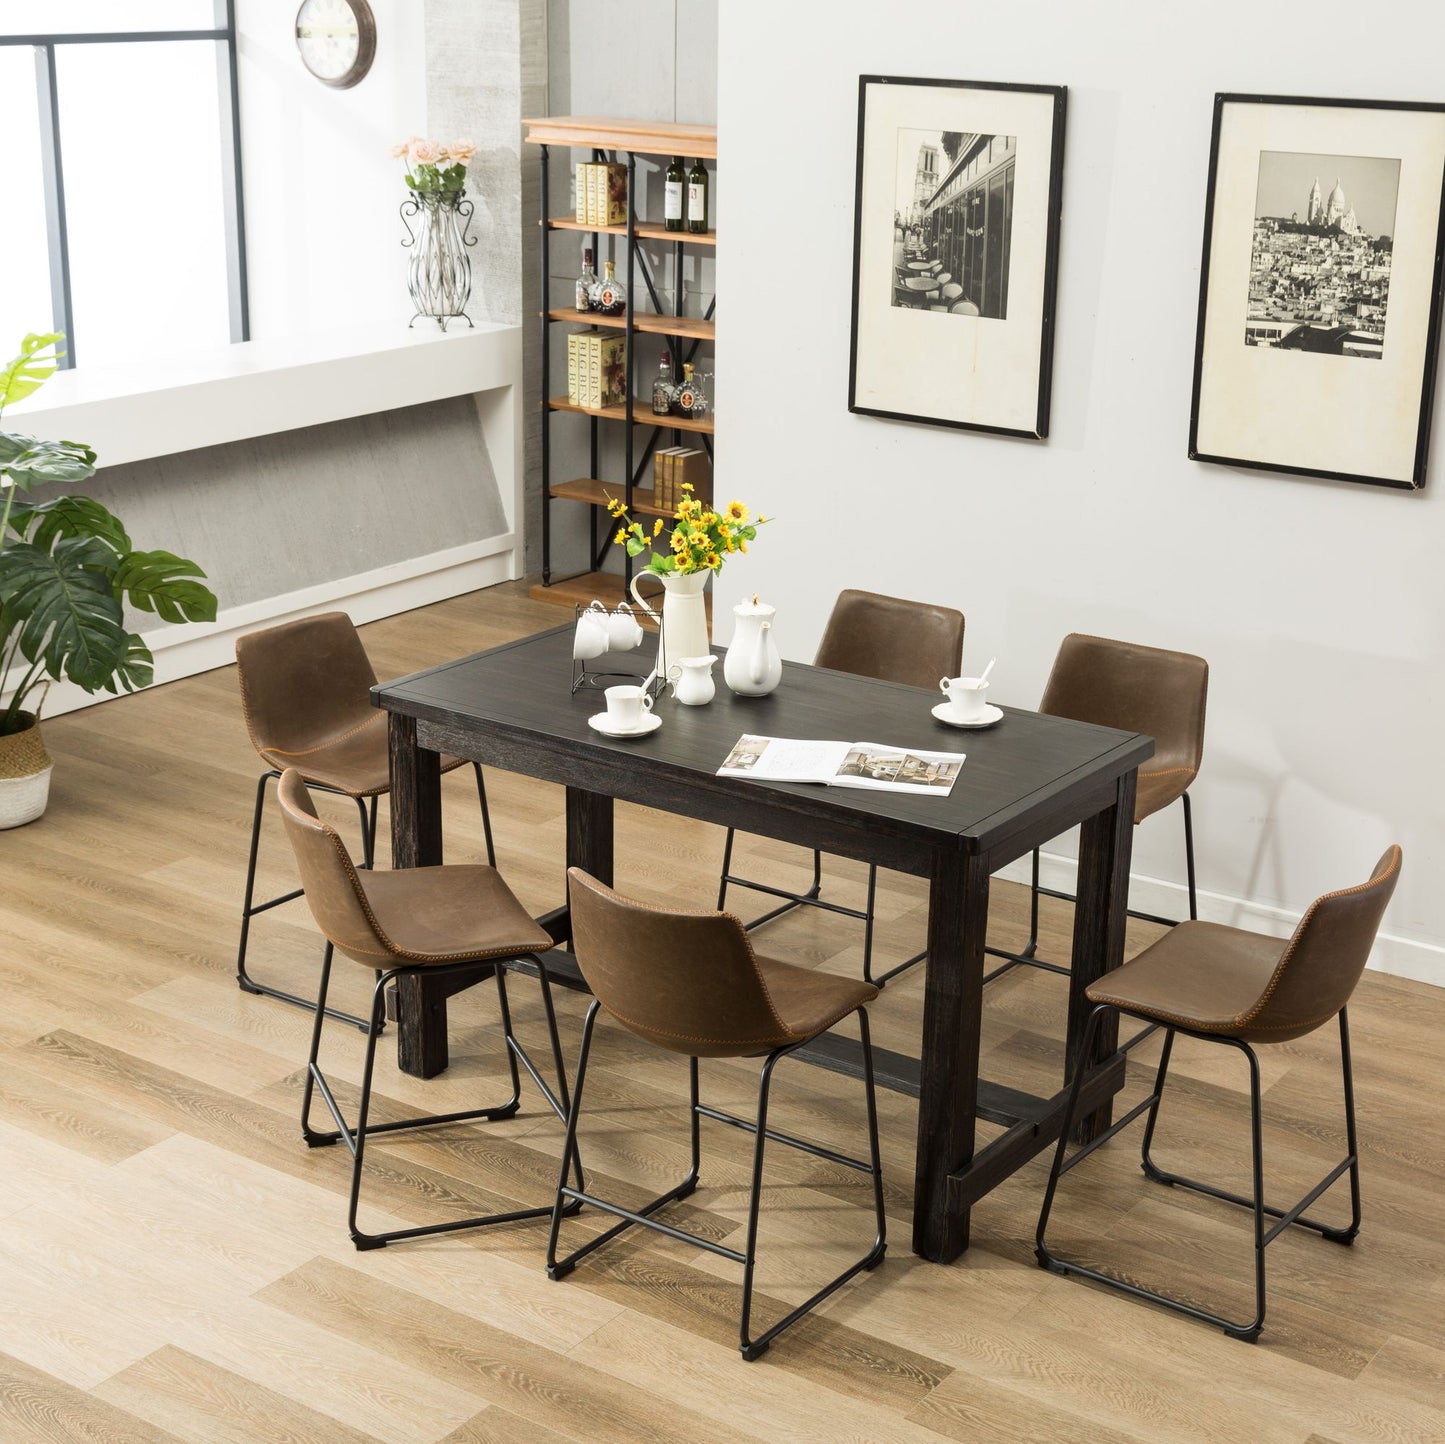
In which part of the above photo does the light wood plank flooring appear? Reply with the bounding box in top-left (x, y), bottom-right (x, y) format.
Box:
top-left (2, 582), bottom-right (1441, 1442)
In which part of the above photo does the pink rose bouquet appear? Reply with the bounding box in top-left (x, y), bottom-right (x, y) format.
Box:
top-left (394, 136), bottom-right (474, 194)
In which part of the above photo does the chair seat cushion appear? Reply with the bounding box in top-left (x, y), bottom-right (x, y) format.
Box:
top-left (258, 711), bottom-right (465, 796)
top-left (357, 865), bottom-right (554, 963)
top-left (754, 954), bottom-right (878, 1050)
top-left (1086, 921), bottom-right (1285, 1037)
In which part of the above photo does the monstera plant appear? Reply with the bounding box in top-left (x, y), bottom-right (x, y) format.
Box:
top-left (0, 332), bottom-right (217, 823)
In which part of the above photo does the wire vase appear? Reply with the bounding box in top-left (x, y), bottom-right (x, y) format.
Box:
top-left (401, 189), bottom-right (477, 331)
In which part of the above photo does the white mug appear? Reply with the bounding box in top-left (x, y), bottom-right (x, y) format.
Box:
top-left (940, 675), bottom-right (989, 722)
top-left (604, 684), bottom-right (655, 730)
top-left (606, 603), bottom-right (644, 652)
top-left (574, 603), bottom-right (610, 660)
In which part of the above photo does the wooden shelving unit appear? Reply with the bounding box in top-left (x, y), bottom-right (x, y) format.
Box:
top-left (523, 116), bottom-right (717, 610)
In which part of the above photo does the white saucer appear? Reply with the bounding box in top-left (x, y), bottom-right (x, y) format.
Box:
top-left (588, 711), bottom-right (662, 739)
top-left (932, 701), bottom-right (1003, 729)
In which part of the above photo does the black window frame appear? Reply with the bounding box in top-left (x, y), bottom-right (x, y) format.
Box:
top-left (0, 0), bottom-right (248, 369)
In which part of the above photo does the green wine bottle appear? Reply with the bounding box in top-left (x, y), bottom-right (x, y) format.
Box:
top-left (664, 156), bottom-right (685, 232)
top-left (687, 159), bottom-right (708, 234)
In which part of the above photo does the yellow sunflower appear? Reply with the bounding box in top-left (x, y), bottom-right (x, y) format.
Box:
top-left (725, 500), bottom-right (749, 524)
top-left (653, 517), bottom-right (664, 537)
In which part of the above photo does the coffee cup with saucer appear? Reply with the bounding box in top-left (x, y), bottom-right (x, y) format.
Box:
top-left (589, 684), bottom-right (661, 738)
top-left (935, 675), bottom-right (1002, 729)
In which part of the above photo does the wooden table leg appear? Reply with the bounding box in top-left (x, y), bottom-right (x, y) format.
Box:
top-left (1068, 768), bottom-right (1138, 1142)
top-left (912, 848), bottom-right (989, 1262)
top-left (565, 788), bottom-right (614, 884)
top-left (388, 714), bottom-right (449, 1079)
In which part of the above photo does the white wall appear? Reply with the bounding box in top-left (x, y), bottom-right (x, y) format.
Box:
top-left (719, 1), bottom-right (1445, 984)
top-left (236, 0), bottom-right (427, 337)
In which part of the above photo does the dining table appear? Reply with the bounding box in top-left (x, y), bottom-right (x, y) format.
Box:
top-left (373, 624), bottom-right (1153, 1263)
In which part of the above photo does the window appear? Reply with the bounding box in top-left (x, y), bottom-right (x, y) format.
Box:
top-left (0, 1), bottom-right (246, 370)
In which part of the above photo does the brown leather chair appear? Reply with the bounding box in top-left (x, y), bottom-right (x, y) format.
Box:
top-left (718, 588), bottom-right (965, 986)
top-left (1036, 846), bottom-right (1401, 1341)
top-left (548, 869), bottom-right (886, 1361)
top-left (235, 611), bottom-right (495, 1028)
top-left (987, 633), bottom-right (1208, 984)
top-left (275, 768), bottom-right (580, 1250)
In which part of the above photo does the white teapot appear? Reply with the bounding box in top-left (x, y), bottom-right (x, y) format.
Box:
top-left (723, 595), bottom-right (782, 697)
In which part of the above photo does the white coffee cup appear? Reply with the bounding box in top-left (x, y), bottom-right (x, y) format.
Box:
top-left (604, 684), bottom-right (655, 730)
top-left (606, 603), bottom-right (644, 652)
top-left (574, 603), bottom-right (610, 660)
top-left (940, 675), bottom-right (989, 722)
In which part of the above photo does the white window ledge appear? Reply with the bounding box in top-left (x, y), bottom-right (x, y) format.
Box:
top-left (6, 322), bottom-right (522, 468)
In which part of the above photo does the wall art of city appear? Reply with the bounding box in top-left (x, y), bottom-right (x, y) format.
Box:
top-left (1247, 151), bottom-right (1399, 359)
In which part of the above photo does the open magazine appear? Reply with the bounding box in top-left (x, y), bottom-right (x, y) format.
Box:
top-left (717, 734), bottom-right (965, 797)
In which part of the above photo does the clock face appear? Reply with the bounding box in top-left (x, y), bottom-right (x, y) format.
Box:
top-left (295, 0), bottom-right (375, 89)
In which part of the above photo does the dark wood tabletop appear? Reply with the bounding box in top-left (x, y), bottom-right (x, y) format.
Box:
top-left (374, 624), bottom-right (1154, 1262)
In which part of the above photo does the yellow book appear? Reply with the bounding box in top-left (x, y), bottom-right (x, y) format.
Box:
top-left (566, 332), bottom-right (580, 406)
top-left (603, 163), bottom-right (628, 225)
top-left (574, 163), bottom-right (587, 224)
top-left (585, 163), bottom-right (600, 226)
top-left (598, 334), bottom-right (627, 406)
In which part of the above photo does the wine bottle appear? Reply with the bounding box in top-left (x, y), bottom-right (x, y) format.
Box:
top-left (595, 259), bottom-right (627, 316)
top-left (575, 247), bottom-right (596, 312)
top-left (673, 362), bottom-right (708, 419)
top-left (652, 349), bottom-right (674, 416)
top-left (664, 156), bottom-right (685, 232)
top-left (687, 159), bottom-right (709, 234)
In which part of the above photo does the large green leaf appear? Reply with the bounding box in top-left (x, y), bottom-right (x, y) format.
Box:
top-left (108, 632), bottom-right (155, 694)
top-left (0, 537), bottom-right (128, 691)
top-left (7, 494), bottom-right (131, 554)
top-left (112, 549), bottom-right (217, 624)
top-left (0, 333), bottom-right (64, 411)
top-left (0, 431), bottom-right (98, 492)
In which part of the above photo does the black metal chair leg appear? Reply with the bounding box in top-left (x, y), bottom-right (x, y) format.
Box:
top-left (1183, 791), bottom-right (1198, 920)
top-left (717, 828), bottom-right (736, 911)
top-left (739, 1010), bottom-right (888, 1361)
top-left (473, 763), bottom-right (496, 866)
top-left (236, 769), bottom-right (371, 1031)
top-left (310, 960), bottom-right (553, 1251)
top-left (1039, 1004), bottom-right (1364, 1342)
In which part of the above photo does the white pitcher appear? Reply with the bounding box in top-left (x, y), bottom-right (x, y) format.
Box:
top-left (723, 595), bottom-right (782, 696)
top-left (629, 569), bottom-right (711, 688)
top-left (667, 654), bottom-right (717, 706)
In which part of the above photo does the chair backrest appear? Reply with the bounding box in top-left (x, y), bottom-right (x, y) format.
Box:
top-left (1040, 633), bottom-right (1207, 781)
top-left (1238, 846), bottom-right (1402, 1042)
top-left (236, 612), bottom-right (378, 758)
top-left (813, 589), bottom-right (965, 690)
top-left (275, 768), bottom-right (393, 967)
top-left (567, 869), bottom-right (802, 1058)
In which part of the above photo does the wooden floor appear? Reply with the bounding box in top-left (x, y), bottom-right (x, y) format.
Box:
top-left (3, 581), bottom-right (1442, 1443)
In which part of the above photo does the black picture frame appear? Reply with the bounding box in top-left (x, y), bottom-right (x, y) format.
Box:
top-left (1190, 92), bottom-right (1445, 490)
top-left (848, 75), bottom-right (1066, 439)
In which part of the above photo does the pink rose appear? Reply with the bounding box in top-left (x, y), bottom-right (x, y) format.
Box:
top-left (445, 139), bottom-right (477, 166)
top-left (411, 139), bottom-right (440, 164)
top-left (389, 141), bottom-right (410, 159)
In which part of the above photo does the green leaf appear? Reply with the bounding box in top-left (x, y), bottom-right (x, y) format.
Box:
top-left (0, 432), bottom-right (98, 492)
top-left (0, 333), bottom-right (65, 412)
top-left (110, 633), bottom-right (155, 694)
top-left (13, 494), bottom-right (130, 554)
top-left (0, 537), bottom-right (128, 691)
top-left (111, 549), bottom-right (218, 624)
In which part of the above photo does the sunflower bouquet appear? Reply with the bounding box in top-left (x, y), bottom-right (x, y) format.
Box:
top-left (608, 483), bottom-right (768, 576)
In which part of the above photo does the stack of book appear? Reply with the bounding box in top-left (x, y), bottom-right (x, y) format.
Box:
top-left (654, 447), bottom-right (711, 510)
top-left (574, 163), bottom-right (627, 226)
top-left (567, 331), bottom-right (627, 408)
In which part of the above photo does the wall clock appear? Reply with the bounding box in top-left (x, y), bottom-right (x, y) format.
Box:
top-left (294, 0), bottom-right (376, 89)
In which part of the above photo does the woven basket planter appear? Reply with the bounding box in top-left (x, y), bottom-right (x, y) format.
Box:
top-left (0, 711), bottom-right (52, 828)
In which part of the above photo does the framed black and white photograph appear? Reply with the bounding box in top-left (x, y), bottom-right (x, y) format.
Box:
top-left (1191, 93), bottom-right (1445, 489)
top-left (848, 75), bottom-right (1067, 439)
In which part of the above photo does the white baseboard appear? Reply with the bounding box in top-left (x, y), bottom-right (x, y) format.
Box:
top-left (23, 532), bottom-right (519, 721)
top-left (996, 851), bottom-right (1443, 990)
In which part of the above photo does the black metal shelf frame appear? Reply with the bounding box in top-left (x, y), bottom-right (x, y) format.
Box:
top-left (538, 141), bottom-right (715, 589)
